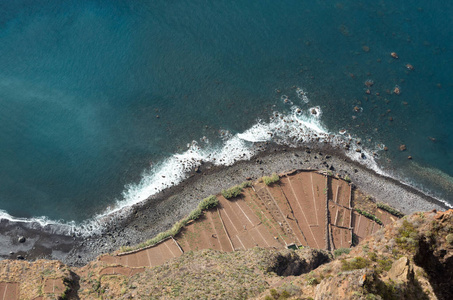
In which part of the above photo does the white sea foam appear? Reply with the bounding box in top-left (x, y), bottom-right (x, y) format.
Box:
top-left (2, 88), bottom-right (450, 236)
top-left (296, 87), bottom-right (309, 103)
top-left (0, 209), bottom-right (76, 235)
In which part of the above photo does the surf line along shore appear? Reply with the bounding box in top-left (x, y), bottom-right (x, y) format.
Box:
top-left (0, 143), bottom-right (449, 266)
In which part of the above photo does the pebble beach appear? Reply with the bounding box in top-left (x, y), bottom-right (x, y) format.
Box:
top-left (1, 143), bottom-right (447, 267)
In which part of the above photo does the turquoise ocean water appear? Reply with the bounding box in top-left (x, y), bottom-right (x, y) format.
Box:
top-left (0, 0), bottom-right (452, 227)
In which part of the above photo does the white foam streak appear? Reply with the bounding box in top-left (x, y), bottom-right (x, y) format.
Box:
top-left (237, 122), bottom-right (271, 143)
top-left (3, 88), bottom-right (449, 236)
top-left (0, 209), bottom-right (76, 235)
top-left (111, 105), bottom-right (336, 223)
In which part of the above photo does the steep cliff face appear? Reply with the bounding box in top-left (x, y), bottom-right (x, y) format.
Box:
top-left (413, 210), bottom-right (453, 300)
top-left (258, 209), bottom-right (453, 300)
top-left (0, 209), bottom-right (451, 299)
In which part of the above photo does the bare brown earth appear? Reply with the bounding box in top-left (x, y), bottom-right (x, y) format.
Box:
top-left (97, 171), bottom-right (394, 270)
top-left (1, 209), bottom-right (451, 299)
top-left (0, 170), bottom-right (406, 299)
top-left (2, 145), bottom-right (448, 268)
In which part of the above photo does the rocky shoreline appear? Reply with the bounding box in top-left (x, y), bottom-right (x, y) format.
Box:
top-left (0, 143), bottom-right (449, 267)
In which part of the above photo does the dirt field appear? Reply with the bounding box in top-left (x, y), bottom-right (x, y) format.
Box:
top-left (330, 224), bottom-right (352, 249)
top-left (328, 201), bottom-right (352, 228)
top-left (351, 211), bottom-right (382, 243)
top-left (330, 177), bottom-right (351, 208)
top-left (242, 188), bottom-right (289, 247)
top-left (283, 172), bottom-right (327, 249)
top-left (42, 278), bottom-right (67, 295)
top-left (0, 282), bottom-right (19, 300)
top-left (253, 182), bottom-right (299, 245)
top-left (374, 208), bottom-right (398, 226)
top-left (101, 238), bottom-right (183, 268)
top-left (279, 175), bottom-right (319, 248)
top-left (97, 171), bottom-right (394, 269)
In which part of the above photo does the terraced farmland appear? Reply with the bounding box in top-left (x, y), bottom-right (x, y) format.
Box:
top-left (101, 170), bottom-right (395, 269)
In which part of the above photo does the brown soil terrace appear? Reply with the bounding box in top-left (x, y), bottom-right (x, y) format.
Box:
top-left (0, 170), bottom-right (398, 299)
top-left (99, 170), bottom-right (393, 268)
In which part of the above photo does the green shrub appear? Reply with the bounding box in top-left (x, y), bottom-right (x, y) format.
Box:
top-left (333, 248), bottom-right (351, 258)
top-left (368, 251), bottom-right (378, 262)
top-left (240, 181), bottom-right (252, 188)
top-left (307, 276), bottom-right (319, 286)
top-left (263, 173), bottom-right (280, 186)
top-left (355, 208), bottom-right (383, 225)
top-left (344, 175), bottom-right (351, 183)
top-left (267, 289), bottom-right (290, 300)
top-left (395, 219), bottom-right (419, 251)
top-left (187, 208), bottom-right (202, 221)
top-left (198, 195), bottom-right (219, 210)
top-left (447, 233), bottom-right (453, 245)
top-left (398, 219), bottom-right (417, 238)
top-left (376, 258), bottom-right (393, 274)
top-left (120, 246), bottom-right (133, 252)
top-left (280, 290), bottom-right (291, 298)
top-left (341, 257), bottom-right (370, 271)
top-left (170, 220), bottom-right (187, 236)
top-left (222, 185), bottom-right (243, 199)
top-left (377, 203), bottom-right (404, 218)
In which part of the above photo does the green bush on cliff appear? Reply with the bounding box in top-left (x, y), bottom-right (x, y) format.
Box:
top-left (170, 220), bottom-right (188, 236)
top-left (355, 208), bottom-right (383, 225)
top-left (341, 257), bottom-right (370, 271)
top-left (377, 203), bottom-right (404, 218)
top-left (222, 186), bottom-right (243, 199)
top-left (120, 195), bottom-right (219, 253)
top-left (198, 195), bottom-right (219, 210)
top-left (333, 248), bottom-right (351, 258)
top-left (395, 219), bottom-right (419, 251)
top-left (263, 173), bottom-right (280, 186)
top-left (241, 180), bottom-right (252, 188)
top-left (220, 181), bottom-right (253, 199)
top-left (188, 208), bottom-right (202, 221)
top-left (265, 288), bottom-right (291, 300)
top-left (344, 175), bottom-right (351, 183)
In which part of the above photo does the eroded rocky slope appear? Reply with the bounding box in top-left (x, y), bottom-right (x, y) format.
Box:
top-left (0, 209), bottom-right (451, 299)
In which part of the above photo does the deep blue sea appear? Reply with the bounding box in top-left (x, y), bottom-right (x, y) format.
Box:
top-left (0, 0), bottom-right (452, 226)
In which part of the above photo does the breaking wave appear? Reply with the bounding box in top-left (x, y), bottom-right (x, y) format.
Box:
top-left (1, 87), bottom-right (449, 236)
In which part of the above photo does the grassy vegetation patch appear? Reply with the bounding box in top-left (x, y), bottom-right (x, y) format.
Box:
top-left (198, 195), bottom-right (219, 210)
top-left (262, 173), bottom-right (280, 186)
top-left (355, 208), bottom-right (383, 225)
top-left (187, 208), bottom-right (202, 221)
top-left (241, 180), bottom-right (252, 188)
top-left (222, 186), bottom-right (243, 199)
top-left (265, 288), bottom-right (291, 300)
top-left (120, 195), bottom-right (219, 253)
top-left (395, 219), bottom-right (419, 252)
top-left (377, 203), bottom-right (404, 218)
top-left (376, 258), bottom-right (393, 274)
top-left (333, 248), bottom-right (351, 258)
top-left (221, 181), bottom-right (253, 199)
top-left (340, 257), bottom-right (371, 271)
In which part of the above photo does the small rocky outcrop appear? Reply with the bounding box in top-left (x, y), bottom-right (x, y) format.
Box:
top-left (266, 248), bottom-right (332, 276)
top-left (388, 256), bottom-right (414, 283)
top-left (314, 268), bottom-right (374, 300)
